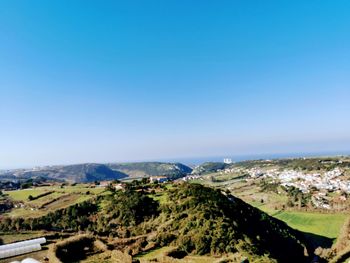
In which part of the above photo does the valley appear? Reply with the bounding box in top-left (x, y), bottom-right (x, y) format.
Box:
top-left (1, 157), bottom-right (350, 262)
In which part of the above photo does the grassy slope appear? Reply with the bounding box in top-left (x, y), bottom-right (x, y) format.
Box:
top-left (272, 211), bottom-right (347, 239)
top-left (3, 185), bottom-right (106, 217)
top-left (247, 196), bottom-right (348, 240)
top-left (5, 188), bottom-right (49, 201)
top-left (5, 185), bottom-right (104, 200)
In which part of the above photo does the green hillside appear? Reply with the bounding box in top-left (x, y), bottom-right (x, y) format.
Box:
top-left (0, 182), bottom-right (313, 262)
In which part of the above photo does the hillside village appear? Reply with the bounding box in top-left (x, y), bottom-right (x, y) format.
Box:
top-left (188, 157), bottom-right (350, 211)
top-left (1, 157), bottom-right (350, 262)
top-left (243, 167), bottom-right (347, 193)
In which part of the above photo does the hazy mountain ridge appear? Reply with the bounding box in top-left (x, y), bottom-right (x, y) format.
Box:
top-left (0, 164), bottom-right (127, 183)
top-left (0, 162), bottom-right (192, 183)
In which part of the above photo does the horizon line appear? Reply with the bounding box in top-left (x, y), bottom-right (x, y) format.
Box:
top-left (1, 150), bottom-right (349, 171)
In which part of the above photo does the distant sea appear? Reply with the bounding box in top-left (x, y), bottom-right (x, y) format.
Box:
top-left (163, 151), bottom-right (350, 167)
top-left (2, 151), bottom-right (349, 170)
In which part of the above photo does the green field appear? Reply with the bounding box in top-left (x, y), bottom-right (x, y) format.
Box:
top-left (270, 210), bottom-right (348, 239)
top-left (4, 185), bottom-right (105, 201)
top-left (251, 200), bottom-right (348, 239)
top-left (5, 188), bottom-right (50, 201)
top-left (3, 184), bottom-right (107, 218)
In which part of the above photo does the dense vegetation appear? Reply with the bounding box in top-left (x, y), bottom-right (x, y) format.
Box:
top-left (157, 184), bottom-right (307, 262)
top-left (0, 200), bottom-right (98, 231)
top-left (99, 189), bottom-right (159, 230)
top-left (0, 182), bottom-right (312, 262)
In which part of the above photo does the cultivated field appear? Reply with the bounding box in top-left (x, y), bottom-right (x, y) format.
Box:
top-left (272, 211), bottom-right (347, 239)
top-left (3, 184), bottom-right (106, 218)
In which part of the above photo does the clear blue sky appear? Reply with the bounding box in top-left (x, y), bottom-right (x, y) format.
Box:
top-left (1, 1), bottom-right (350, 168)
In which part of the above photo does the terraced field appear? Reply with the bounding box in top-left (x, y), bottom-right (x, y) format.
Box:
top-left (5, 185), bottom-right (105, 200)
top-left (3, 184), bottom-right (106, 218)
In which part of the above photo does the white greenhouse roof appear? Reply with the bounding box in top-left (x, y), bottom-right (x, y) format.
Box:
top-left (0, 238), bottom-right (46, 259)
top-left (10, 258), bottom-right (40, 263)
top-left (21, 258), bottom-right (41, 263)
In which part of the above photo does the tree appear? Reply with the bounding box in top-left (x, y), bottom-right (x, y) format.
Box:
top-left (287, 199), bottom-right (294, 207)
top-left (28, 195), bottom-right (34, 201)
top-left (106, 183), bottom-right (115, 193)
top-left (21, 182), bottom-right (32, 189)
top-left (141, 177), bottom-right (149, 185)
top-left (103, 190), bottom-right (159, 226)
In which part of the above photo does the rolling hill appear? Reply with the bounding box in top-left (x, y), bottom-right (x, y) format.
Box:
top-left (106, 162), bottom-right (192, 179)
top-left (9, 163), bottom-right (128, 183)
top-left (0, 162), bottom-right (192, 183)
top-left (1, 183), bottom-right (311, 262)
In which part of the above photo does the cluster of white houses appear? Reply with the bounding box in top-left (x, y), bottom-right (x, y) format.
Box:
top-left (216, 165), bottom-right (350, 194)
top-left (181, 174), bottom-right (203, 182)
top-left (246, 167), bottom-right (350, 193)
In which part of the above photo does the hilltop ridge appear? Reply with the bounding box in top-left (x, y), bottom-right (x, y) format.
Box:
top-left (0, 162), bottom-right (192, 183)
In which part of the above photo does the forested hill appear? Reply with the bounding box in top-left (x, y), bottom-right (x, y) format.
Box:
top-left (4, 164), bottom-right (128, 183)
top-left (0, 182), bottom-right (312, 262)
top-left (106, 162), bottom-right (192, 179)
top-left (154, 183), bottom-right (309, 262)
